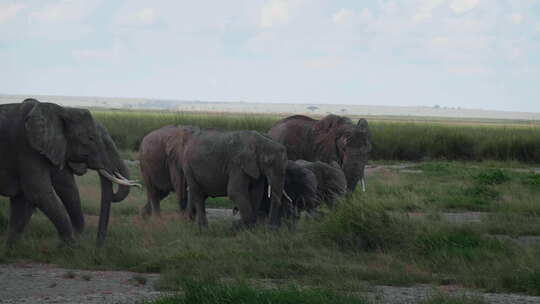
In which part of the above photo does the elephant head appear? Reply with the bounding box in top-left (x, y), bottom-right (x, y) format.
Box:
top-left (314, 115), bottom-right (371, 193)
top-left (254, 160), bottom-right (318, 224)
top-left (283, 160), bottom-right (319, 212)
top-left (295, 160), bottom-right (347, 208)
top-left (22, 99), bottom-right (139, 246)
top-left (245, 132), bottom-right (287, 226)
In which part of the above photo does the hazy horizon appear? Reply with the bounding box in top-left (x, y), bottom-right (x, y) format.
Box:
top-left (2, 1), bottom-right (540, 112)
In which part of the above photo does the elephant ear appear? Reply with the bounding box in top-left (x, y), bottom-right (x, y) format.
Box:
top-left (234, 144), bottom-right (260, 179)
top-left (24, 102), bottom-right (67, 168)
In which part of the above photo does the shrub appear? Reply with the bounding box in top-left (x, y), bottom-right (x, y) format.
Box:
top-left (316, 195), bottom-right (415, 251)
top-left (474, 169), bottom-right (510, 185)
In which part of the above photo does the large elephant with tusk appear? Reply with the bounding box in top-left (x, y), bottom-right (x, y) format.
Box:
top-left (268, 114), bottom-right (371, 193)
top-left (181, 129), bottom-right (288, 229)
top-left (0, 99), bottom-right (140, 247)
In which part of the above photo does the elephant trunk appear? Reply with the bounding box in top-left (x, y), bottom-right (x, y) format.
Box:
top-left (96, 174), bottom-right (113, 247)
top-left (96, 123), bottom-right (139, 202)
top-left (111, 159), bottom-right (131, 202)
top-left (342, 152), bottom-right (368, 193)
top-left (267, 169), bottom-right (285, 227)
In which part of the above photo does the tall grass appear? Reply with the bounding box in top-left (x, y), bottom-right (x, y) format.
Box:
top-left (372, 122), bottom-right (540, 162)
top-left (93, 110), bottom-right (277, 151)
top-left (92, 110), bottom-right (540, 163)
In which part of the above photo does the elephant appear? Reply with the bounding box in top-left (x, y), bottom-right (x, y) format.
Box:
top-left (268, 114), bottom-right (371, 193)
top-left (138, 125), bottom-right (199, 218)
top-left (294, 160), bottom-right (347, 208)
top-left (236, 159), bottom-right (319, 225)
top-left (256, 160), bottom-right (346, 222)
top-left (181, 129), bottom-right (287, 229)
top-left (0, 99), bottom-right (139, 247)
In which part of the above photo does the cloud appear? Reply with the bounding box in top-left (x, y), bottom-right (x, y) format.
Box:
top-left (29, 0), bottom-right (95, 23)
top-left (509, 13), bottom-right (523, 25)
top-left (304, 56), bottom-right (342, 70)
top-left (447, 64), bottom-right (489, 75)
top-left (0, 3), bottom-right (25, 24)
top-left (118, 7), bottom-right (155, 26)
top-left (332, 8), bottom-right (355, 25)
top-left (536, 23), bottom-right (540, 32)
top-left (260, 0), bottom-right (305, 28)
top-left (450, 0), bottom-right (480, 14)
top-left (332, 7), bottom-right (372, 26)
top-left (429, 36), bottom-right (451, 49)
top-left (412, 0), bottom-right (444, 23)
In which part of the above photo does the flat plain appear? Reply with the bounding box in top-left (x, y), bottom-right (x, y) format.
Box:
top-left (1, 106), bottom-right (540, 304)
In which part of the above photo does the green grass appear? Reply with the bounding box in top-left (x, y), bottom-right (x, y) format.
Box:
top-left (145, 280), bottom-right (367, 304)
top-left (2, 161), bottom-right (540, 297)
top-left (92, 110), bottom-right (278, 151)
top-left (91, 110), bottom-right (540, 163)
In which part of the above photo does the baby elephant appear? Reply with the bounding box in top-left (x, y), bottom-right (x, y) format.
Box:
top-left (235, 160), bottom-right (319, 225)
top-left (256, 160), bottom-right (346, 222)
top-left (294, 160), bottom-right (347, 209)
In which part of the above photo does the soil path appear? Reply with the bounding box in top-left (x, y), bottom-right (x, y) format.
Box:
top-left (0, 263), bottom-right (163, 304)
top-left (2, 263), bottom-right (540, 304)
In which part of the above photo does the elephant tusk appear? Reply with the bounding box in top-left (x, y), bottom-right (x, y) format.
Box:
top-left (267, 185), bottom-right (271, 198)
top-left (361, 178), bottom-right (366, 192)
top-left (282, 190), bottom-right (293, 203)
top-left (114, 172), bottom-right (140, 183)
top-left (99, 170), bottom-right (142, 188)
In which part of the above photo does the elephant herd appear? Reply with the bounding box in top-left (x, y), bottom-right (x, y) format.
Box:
top-left (0, 99), bottom-right (371, 248)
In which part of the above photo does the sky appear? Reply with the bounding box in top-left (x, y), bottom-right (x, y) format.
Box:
top-left (1, 0), bottom-right (540, 112)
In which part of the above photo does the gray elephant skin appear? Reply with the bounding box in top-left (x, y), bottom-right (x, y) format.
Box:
top-left (139, 125), bottom-right (318, 225)
top-left (257, 160), bottom-right (346, 222)
top-left (255, 160), bottom-right (318, 225)
top-left (138, 125), bottom-right (198, 218)
top-left (294, 160), bottom-right (347, 208)
top-left (0, 99), bottom-right (138, 247)
top-left (268, 114), bottom-right (371, 193)
top-left (182, 129), bottom-right (287, 228)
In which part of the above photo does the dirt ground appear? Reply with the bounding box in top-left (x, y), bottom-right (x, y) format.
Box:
top-left (2, 262), bottom-right (540, 304)
top-left (0, 263), bottom-right (163, 304)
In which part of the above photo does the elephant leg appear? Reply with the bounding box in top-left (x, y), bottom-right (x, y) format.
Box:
top-left (188, 188), bottom-right (207, 229)
top-left (228, 171), bottom-right (255, 228)
top-left (52, 170), bottom-right (84, 235)
top-left (7, 195), bottom-right (34, 247)
top-left (20, 166), bottom-right (74, 244)
top-left (170, 165), bottom-right (189, 214)
top-left (184, 168), bottom-right (207, 228)
top-left (173, 173), bottom-right (189, 214)
top-left (23, 184), bottom-right (74, 243)
top-left (141, 184), bottom-right (166, 219)
top-left (249, 180), bottom-right (264, 222)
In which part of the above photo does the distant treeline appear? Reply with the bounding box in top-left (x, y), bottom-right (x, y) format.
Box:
top-left (93, 110), bottom-right (540, 163)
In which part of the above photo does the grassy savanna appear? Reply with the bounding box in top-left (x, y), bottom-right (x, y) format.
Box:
top-left (1, 159), bottom-right (540, 299)
top-left (1, 111), bottom-right (540, 302)
top-left (91, 109), bottom-right (540, 163)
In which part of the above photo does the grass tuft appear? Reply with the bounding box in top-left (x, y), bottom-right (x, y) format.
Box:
top-left (146, 279), bottom-right (367, 304)
top-left (316, 195), bottom-right (416, 251)
top-left (474, 169), bottom-right (510, 185)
